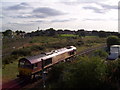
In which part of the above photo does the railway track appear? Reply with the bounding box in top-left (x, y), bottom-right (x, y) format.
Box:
top-left (2, 78), bottom-right (29, 90)
top-left (77, 44), bottom-right (106, 56)
top-left (2, 44), bottom-right (106, 89)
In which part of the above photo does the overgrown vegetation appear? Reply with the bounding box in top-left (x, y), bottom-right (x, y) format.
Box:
top-left (3, 36), bottom-right (106, 66)
top-left (93, 50), bottom-right (108, 58)
top-left (107, 36), bottom-right (120, 51)
top-left (28, 49), bottom-right (120, 89)
top-left (59, 34), bottom-right (79, 37)
top-left (2, 35), bottom-right (106, 83)
top-left (46, 56), bottom-right (120, 89)
top-left (48, 56), bottom-right (107, 89)
top-left (2, 61), bottom-right (18, 83)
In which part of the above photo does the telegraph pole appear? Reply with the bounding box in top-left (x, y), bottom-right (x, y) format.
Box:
top-left (38, 27), bottom-right (39, 30)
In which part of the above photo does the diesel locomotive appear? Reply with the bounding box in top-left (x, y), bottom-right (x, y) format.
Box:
top-left (17, 46), bottom-right (77, 79)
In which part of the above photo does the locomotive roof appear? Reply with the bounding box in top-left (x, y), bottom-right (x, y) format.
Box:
top-left (22, 46), bottom-right (76, 64)
top-left (25, 54), bottom-right (46, 64)
top-left (111, 45), bottom-right (120, 47)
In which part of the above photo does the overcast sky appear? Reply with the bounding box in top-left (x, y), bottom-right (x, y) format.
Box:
top-left (1, 0), bottom-right (120, 32)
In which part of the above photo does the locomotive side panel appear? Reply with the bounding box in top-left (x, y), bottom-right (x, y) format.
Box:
top-left (32, 62), bottom-right (42, 74)
top-left (52, 52), bottom-right (70, 64)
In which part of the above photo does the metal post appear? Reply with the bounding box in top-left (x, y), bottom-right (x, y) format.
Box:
top-left (42, 59), bottom-right (46, 88)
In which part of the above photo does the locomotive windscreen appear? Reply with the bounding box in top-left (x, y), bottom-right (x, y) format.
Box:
top-left (19, 58), bottom-right (32, 68)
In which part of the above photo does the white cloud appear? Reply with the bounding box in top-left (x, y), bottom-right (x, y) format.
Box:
top-left (1, 0), bottom-right (119, 32)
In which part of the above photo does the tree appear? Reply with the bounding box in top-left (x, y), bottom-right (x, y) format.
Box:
top-left (78, 29), bottom-right (85, 37)
top-left (15, 30), bottom-right (25, 35)
top-left (92, 30), bottom-right (98, 36)
top-left (3, 29), bottom-right (13, 37)
top-left (98, 31), bottom-right (107, 38)
top-left (45, 28), bottom-right (56, 36)
top-left (107, 36), bottom-right (120, 50)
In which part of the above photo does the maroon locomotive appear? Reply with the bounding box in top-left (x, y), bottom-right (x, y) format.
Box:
top-left (17, 46), bottom-right (77, 79)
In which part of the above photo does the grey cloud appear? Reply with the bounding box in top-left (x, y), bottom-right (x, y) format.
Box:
top-left (52, 19), bottom-right (70, 22)
top-left (83, 18), bottom-right (106, 21)
top-left (15, 14), bottom-right (46, 18)
top-left (5, 2), bottom-right (31, 11)
top-left (14, 7), bottom-right (66, 19)
top-left (51, 18), bottom-right (76, 22)
top-left (61, 2), bottom-right (80, 5)
top-left (80, 1), bottom-right (118, 10)
top-left (61, 0), bottom-right (105, 5)
top-left (20, 2), bottom-right (29, 6)
top-left (30, 20), bottom-right (45, 23)
top-left (7, 22), bottom-right (35, 26)
top-left (33, 7), bottom-right (66, 16)
top-left (83, 18), bottom-right (118, 21)
top-left (83, 3), bottom-right (118, 14)
top-left (0, 16), bottom-right (3, 18)
top-left (31, 15), bottom-right (46, 18)
top-left (97, 3), bottom-right (118, 10)
top-left (83, 6), bottom-right (106, 13)
top-left (76, 0), bottom-right (104, 3)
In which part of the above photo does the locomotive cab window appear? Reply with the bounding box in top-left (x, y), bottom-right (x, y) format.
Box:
top-left (19, 60), bottom-right (31, 69)
top-left (33, 63), bottom-right (38, 69)
top-left (19, 61), bottom-right (24, 66)
top-left (44, 58), bottom-right (52, 66)
top-left (19, 61), bottom-right (25, 67)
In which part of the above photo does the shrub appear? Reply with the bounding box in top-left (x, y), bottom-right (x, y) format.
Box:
top-left (2, 55), bottom-right (18, 65)
top-left (62, 56), bottom-right (107, 89)
top-left (48, 63), bottom-right (65, 82)
top-left (30, 45), bottom-right (45, 51)
top-left (106, 60), bottom-right (120, 84)
top-left (11, 48), bottom-right (31, 56)
top-left (93, 50), bottom-right (108, 58)
top-left (76, 40), bottom-right (84, 46)
top-left (46, 43), bottom-right (67, 49)
top-left (107, 36), bottom-right (120, 50)
top-left (48, 56), bottom-right (108, 89)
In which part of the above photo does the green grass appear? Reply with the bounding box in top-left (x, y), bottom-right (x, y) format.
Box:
top-left (30, 36), bottom-right (60, 44)
top-left (0, 68), bottom-right (1, 74)
top-left (2, 61), bottom-right (18, 83)
top-left (59, 34), bottom-right (79, 37)
top-left (85, 36), bottom-right (98, 38)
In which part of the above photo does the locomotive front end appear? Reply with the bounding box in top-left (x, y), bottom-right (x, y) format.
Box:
top-left (18, 58), bottom-right (32, 78)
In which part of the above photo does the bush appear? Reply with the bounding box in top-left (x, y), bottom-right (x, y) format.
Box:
top-left (48, 63), bottom-right (65, 82)
top-left (48, 56), bottom-right (109, 89)
top-left (62, 56), bottom-right (107, 89)
top-left (76, 40), bottom-right (84, 46)
top-left (43, 58), bottom-right (120, 89)
top-left (2, 55), bottom-right (18, 65)
top-left (30, 45), bottom-right (45, 51)
top-left (93, 50), bottom-right (108, 58)
top-left (46, 43), bottom-right (67, 49)
top-left (11, 48), bottom-right (31, 56)
top-left (106, 60), bottom-right (120, 84)
top-left (107, 36), bottom-right (120, 50)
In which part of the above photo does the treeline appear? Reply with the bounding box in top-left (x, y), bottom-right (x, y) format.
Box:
top-left (2, 28), bottom-right (120, 38)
